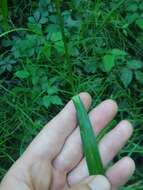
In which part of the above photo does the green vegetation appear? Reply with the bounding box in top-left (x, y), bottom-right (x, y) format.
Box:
top-left (0, 0), bottom-right (143, 189)
top-left (72, 95), bottom-right (104, 175)
top-left (0, 0), bottom-right (9, 30)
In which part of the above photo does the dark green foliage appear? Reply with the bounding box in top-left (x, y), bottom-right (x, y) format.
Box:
top-left (0, 0), bottom-right (143, 189)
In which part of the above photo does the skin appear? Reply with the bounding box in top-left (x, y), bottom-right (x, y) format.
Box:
top-left (0, 92), bottom-right (135, 190)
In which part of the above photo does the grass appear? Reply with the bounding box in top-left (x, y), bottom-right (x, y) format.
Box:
top-left (72, 95), bottom-right (104, 175)
top-left (0, 0), bottom-right (143, 189)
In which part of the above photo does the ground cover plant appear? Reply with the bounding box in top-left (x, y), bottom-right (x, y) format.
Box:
top-left (0, 0), bottom-right (143, 189)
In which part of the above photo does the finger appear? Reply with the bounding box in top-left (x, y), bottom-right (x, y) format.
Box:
top-left (106, 157), bottom-right (135, 190)
top-left (30, 159), bottom-right (52, 190)
top-left (68, 120), bottom-right (133, 185)
top-left (99, 120), bottom-right (133, 166)
top-left (24, 92), bottom-right (91, 161)
top-left (54, 100), bottom-right (118, 173)
top-left (69, 175), bottom-right (111, 190)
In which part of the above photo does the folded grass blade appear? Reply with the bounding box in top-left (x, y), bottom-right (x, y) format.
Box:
top-left (72, 95), bottom-right (104, 175)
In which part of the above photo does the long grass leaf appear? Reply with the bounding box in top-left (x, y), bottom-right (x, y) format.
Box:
top-left (72, 95), bottom-right (104, 175)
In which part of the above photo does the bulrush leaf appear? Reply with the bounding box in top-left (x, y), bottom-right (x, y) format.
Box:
top-left (72, 95), bottom-right (104, 175)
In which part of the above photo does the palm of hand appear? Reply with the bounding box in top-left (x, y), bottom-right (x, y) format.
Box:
top-left (0, 93), bottom-right (135, 190)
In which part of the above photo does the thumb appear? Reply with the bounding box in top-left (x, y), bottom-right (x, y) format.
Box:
top-left (69, 175), bottom-right (111, 190)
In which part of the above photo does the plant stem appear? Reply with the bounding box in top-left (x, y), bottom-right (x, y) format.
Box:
top-left (0, 0), bottom-right (9, 30)
top-left (54, 0), bottom-right (74, 91)
top-left (54, 0), bottom-right (70, 70)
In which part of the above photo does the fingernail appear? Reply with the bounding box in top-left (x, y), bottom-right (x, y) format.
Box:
top-left (89, 175), bottom-right (111, 190)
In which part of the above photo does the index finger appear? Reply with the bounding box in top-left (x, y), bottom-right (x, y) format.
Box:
top-left (23, 92), bottom-right (92, 161)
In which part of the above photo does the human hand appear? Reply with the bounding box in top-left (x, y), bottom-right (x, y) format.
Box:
top-left (0, 93), bottom-right (135, 190)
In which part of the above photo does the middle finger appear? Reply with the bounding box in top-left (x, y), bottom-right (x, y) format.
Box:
top-left (53, 100), bottom-right (118, 172)
top-left (67, 120), bottom-right (133, 185)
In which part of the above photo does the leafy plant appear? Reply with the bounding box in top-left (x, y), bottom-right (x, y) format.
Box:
top-left (15, 70), bottom-right (30, 79)
top-left (135, 71), bottom-right (143, 84)
top-left (103, 49), bottom-right (127, 72)
top-left (43, 94), bottom-right (63, 108)
top-left (0, 56), bottom-right (16, 74)
top-left (136, 18), bottom-right (143, 31)
top-left (11, 34), bottom-right (45, 58)
top-left (119, 59), bottom-right (143, 87)
top-left (120, 67), bottom-right (133, 88)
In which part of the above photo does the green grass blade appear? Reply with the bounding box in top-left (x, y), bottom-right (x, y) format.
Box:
top-left (0, 28), bottom-right (31, 38)
top-left (72, 95), bottom-right (104, 175)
